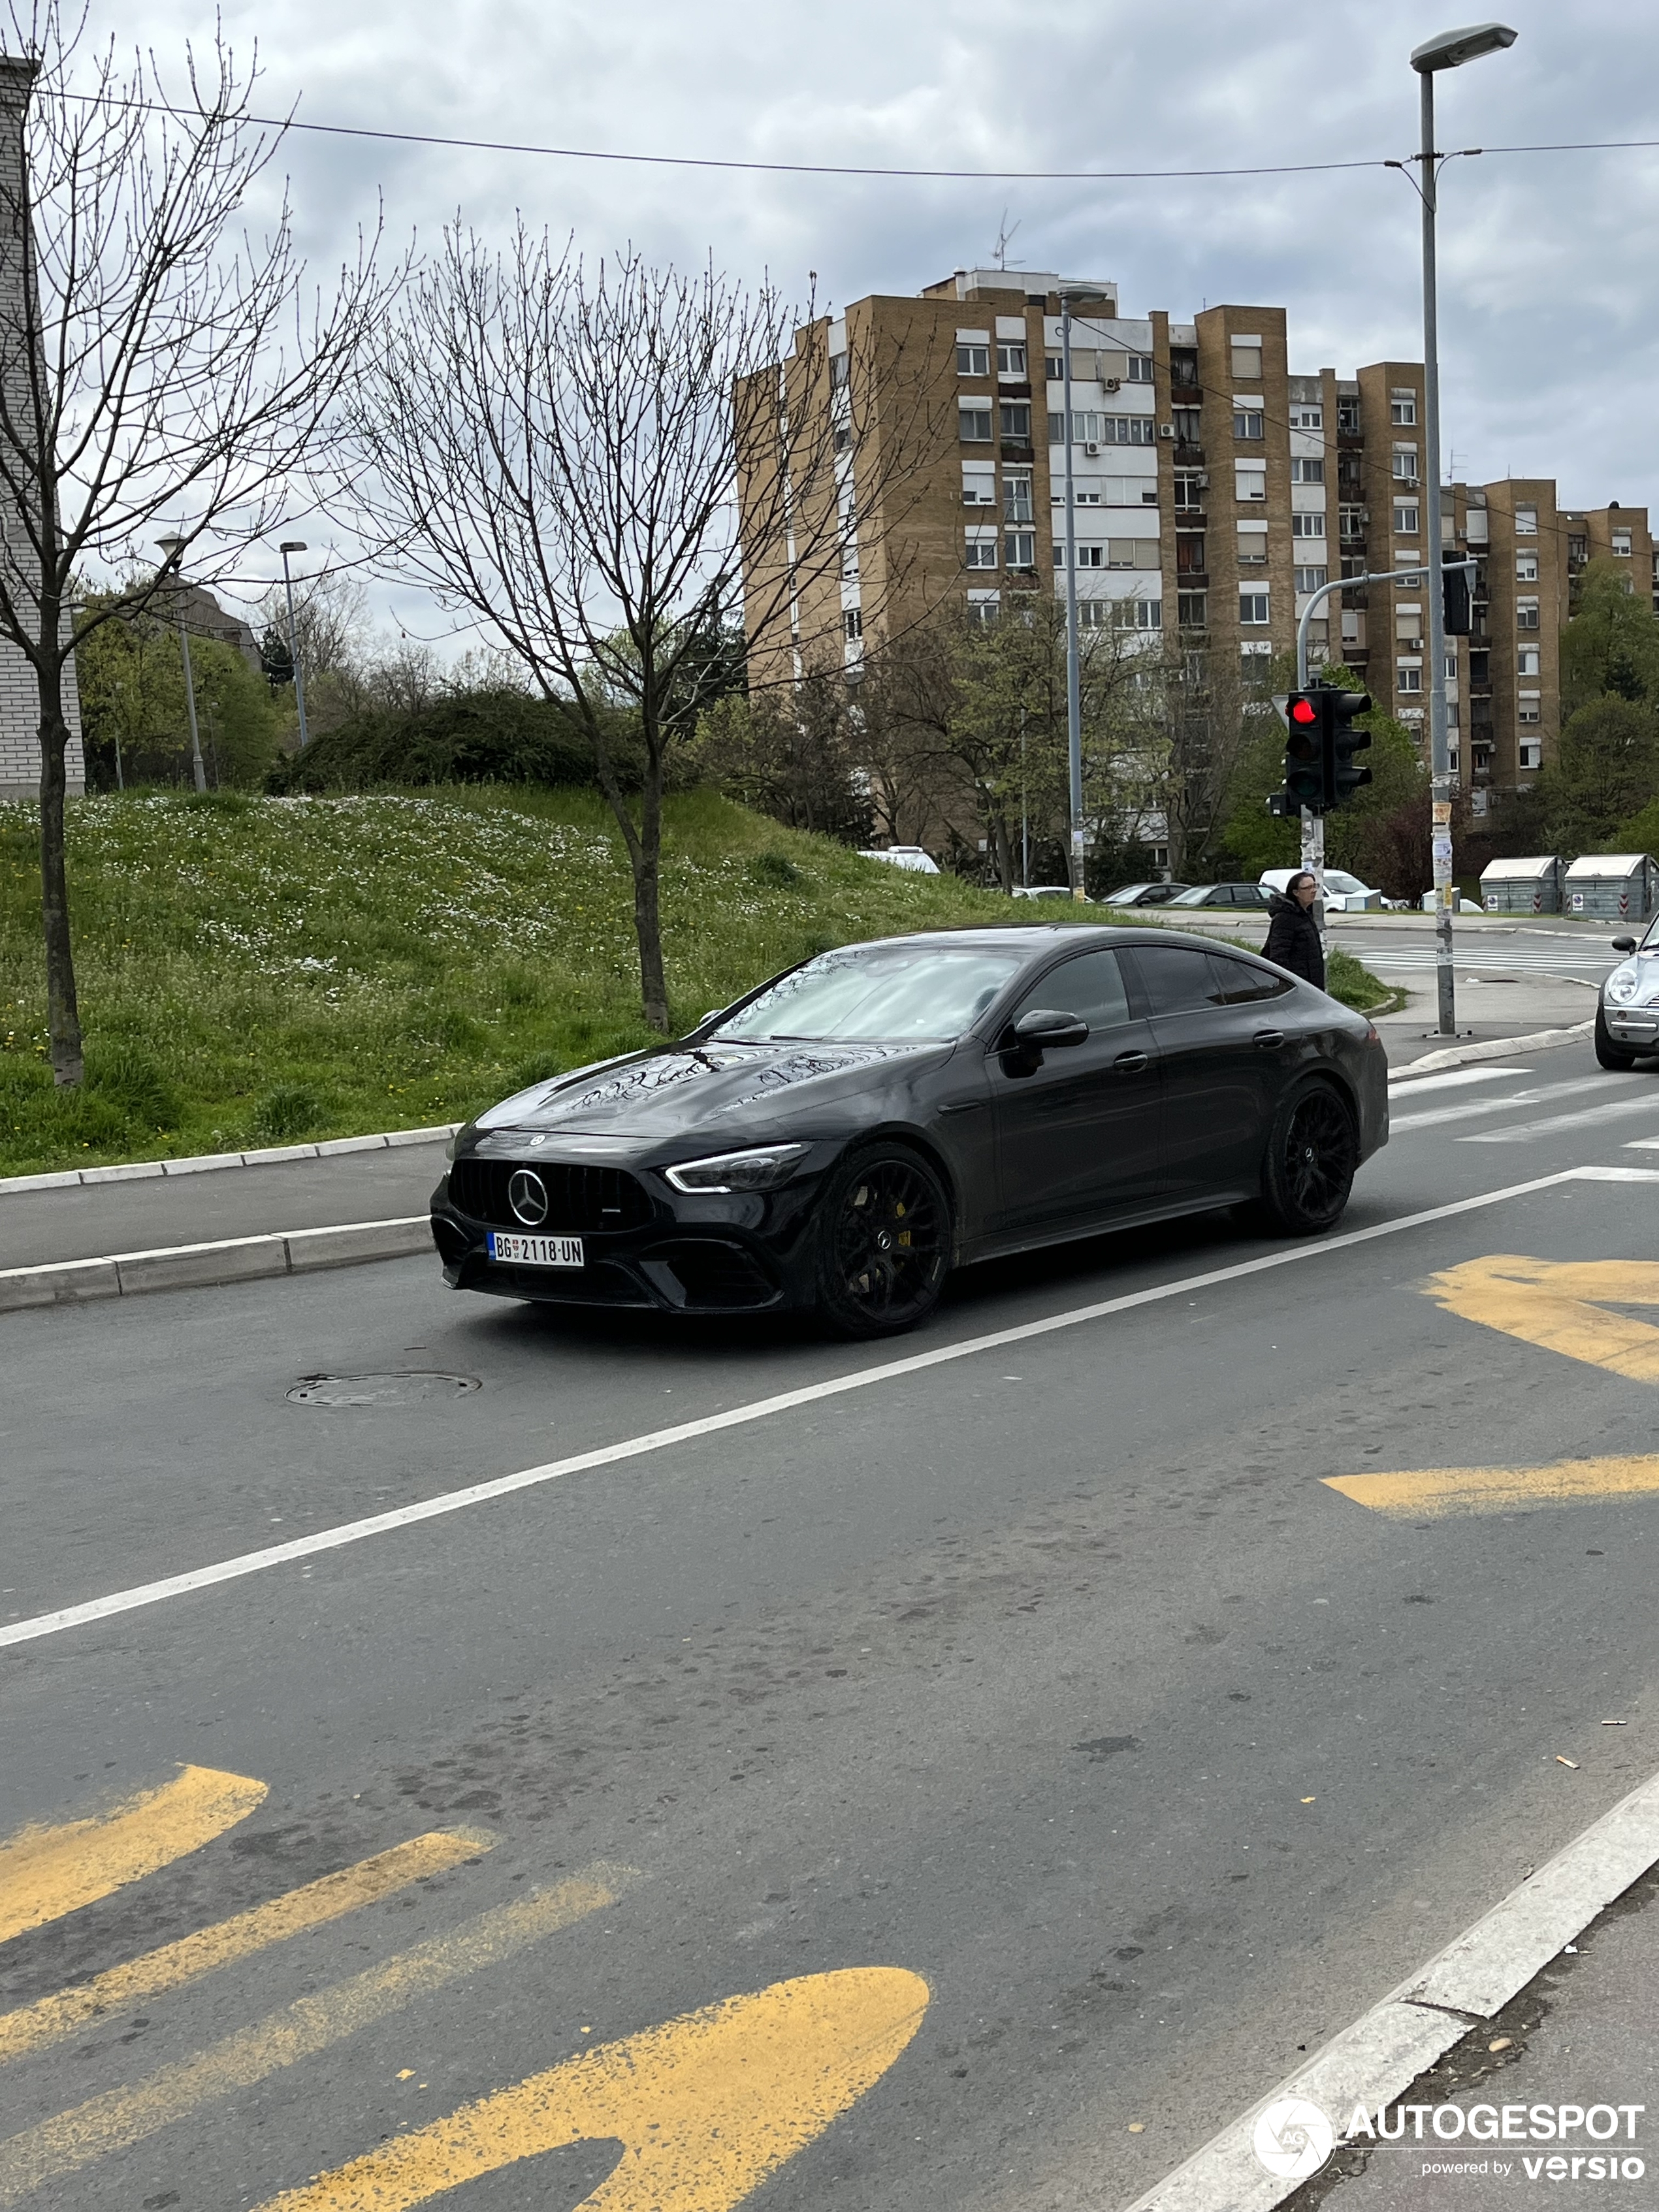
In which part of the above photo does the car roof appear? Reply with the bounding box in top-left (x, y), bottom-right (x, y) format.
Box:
top-left (829, 922), bottom-right (1272, 957)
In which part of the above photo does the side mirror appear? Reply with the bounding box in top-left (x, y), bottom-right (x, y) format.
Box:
top-left (1010, 1008), bottom-right (1089, 1052)
top-left (1611, 938), bottom-right (1637, 954)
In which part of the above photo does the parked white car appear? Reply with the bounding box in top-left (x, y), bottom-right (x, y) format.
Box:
top-left (1261, 867), bottom-right (1383, 913)
top-left (857, 846), bottom-right (940, 875)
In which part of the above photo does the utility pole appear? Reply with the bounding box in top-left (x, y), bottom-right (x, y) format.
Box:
top-left (155, 536), bottom-right (206, 793)
top-left (1409, 20), bottom-right (1517, 1034)
top-left (280, 541), bottom-right (311, 750)
top-left (1060, 293), bottom-right (1084, 899)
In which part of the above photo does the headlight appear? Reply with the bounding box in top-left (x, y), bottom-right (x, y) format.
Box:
top-left (662, 1143), bottom-right (811, 1193)
top-left (447, 1123), bottom-right (474, 1161)
top-left (1606, 964), bottom-right (1640, 1004)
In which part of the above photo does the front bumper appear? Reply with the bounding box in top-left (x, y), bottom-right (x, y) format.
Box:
top-left (429, 1151), bottom-right (831, 1316)
top-left (1603, 999), bottom-right (1659, 1048)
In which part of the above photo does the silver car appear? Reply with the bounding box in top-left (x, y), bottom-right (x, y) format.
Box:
top-left (1596, 920), bottom-right (1659, 1068)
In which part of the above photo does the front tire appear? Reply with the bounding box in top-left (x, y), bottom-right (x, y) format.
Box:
top-left (1595, 1005), bottom-right (1638, 1070)
top-left (1254, 1080), bottom-right (1358, 1236)
top-left (813, 1144), bottom-right (951, 1338)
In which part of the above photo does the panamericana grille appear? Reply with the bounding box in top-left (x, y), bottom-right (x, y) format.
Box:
top-left (448, 1158), bottom-right (654, 1233)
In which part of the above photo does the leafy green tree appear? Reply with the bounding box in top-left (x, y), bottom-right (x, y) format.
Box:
top-left (75, 592), bottom-right (278, 789)
top-left (1560, 558), bottom-right (1659, 720)
top-left (1541, 696), bottom-right (1659, 854)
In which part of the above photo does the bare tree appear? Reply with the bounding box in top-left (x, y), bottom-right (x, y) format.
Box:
top-left (0, 5), bottom-right (395, 1082)
top-left (342, 231), bottom-right (942, 1031)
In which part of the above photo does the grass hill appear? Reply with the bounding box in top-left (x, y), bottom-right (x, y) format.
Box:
top-left (0, 789), bottom-right (1389, 1175)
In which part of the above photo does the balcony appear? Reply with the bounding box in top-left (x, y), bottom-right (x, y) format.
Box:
top-left (1174, 440), bottom-right (1204, 466)
top-left (999, 440), bottom-right (1034, 463)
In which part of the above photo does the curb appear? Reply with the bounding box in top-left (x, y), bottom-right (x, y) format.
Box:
top-left (1123, 1761), bottom-right (1659, 2212)
top-left (1387, 1018), bottom-right (1596, 1082)
top-left (0, 1125), bottom-right (461, 1200)
top-left (0, 1215), bottom-right (432, 1313)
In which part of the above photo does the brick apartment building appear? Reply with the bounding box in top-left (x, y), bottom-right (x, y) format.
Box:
top-left (739, 263), bottom-right (1649, 825)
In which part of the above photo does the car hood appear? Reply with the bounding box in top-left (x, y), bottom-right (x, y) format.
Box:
top-left (472, 1037), bottom-right (952, 1142)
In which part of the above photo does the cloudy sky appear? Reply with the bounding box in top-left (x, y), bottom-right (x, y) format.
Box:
top-left (104, 0), bottom-right (1659, 647)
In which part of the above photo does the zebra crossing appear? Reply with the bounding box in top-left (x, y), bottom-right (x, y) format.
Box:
top-left (1349, 940), bottom-right (1623, 978)
top-left (1390, 1061), bottom-right (1659, 1145)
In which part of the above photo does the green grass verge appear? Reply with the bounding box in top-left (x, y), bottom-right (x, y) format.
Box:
top-left (0, 790), bottom-right (1394, 1175)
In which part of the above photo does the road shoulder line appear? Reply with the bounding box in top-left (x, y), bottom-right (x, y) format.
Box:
top-left (1119, 1767), bottom-right (1659, 2212)
top-left (1, 1166), bottom-right (1636, 1653)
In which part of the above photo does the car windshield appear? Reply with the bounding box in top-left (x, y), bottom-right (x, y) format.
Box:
top-left (1166, 886), bottom-right (1212, 905)
top-left (1324, 871), bottom-right (1366, 895)
top-left (711, 945), bottom-right (1025, 1042)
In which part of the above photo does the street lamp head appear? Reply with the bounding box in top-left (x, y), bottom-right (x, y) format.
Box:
top-left (155, 534), bottom-right (183, 564)
top-left (279, 540), bottom-right (307, 555)
top-left (1411, 21), bottom-right (1517, 72)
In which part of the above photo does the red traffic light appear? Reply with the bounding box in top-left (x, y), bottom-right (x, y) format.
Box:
top-left (1289, 697), bottom-right (1317, 724)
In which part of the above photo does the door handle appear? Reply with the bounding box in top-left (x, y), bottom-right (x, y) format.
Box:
top-left (1113, 1050), bottom-right (1150, 1073)
top-left (1253, 1029), bottom-right (1285, 1050)
top-left (939, 1098), bottom-right (986, 1114)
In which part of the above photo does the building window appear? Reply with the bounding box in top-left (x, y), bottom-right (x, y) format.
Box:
top-left (1517, 598), bottom-right (1540, 630)
top-left (1519, 699), bottom-right (1541, 724)
top-left (1520, 741), bottom-right (1542, 768)
top-left (1044, 353), bottom-right (1064, 379)
top-left (1391, 389), bottom-right (1417, 425)
top-left (1176, 533), bottom-right (1205, 574)
top-left (1295, 566), bottom-right (1329, 594)
top-left (997, 341), bottom-right (1026, 376)
top-left (1229, 342), bottom-right (1263, 381)
top-left (1613, 529), bottom-right (1634, 556)
top-left (1177, 590), bottom-right (1208, 628)
top-left (1108, 538), bottom-right (1156, 569)
top-left (959, 402), bottom-right (993, 441)
top-left (1172, 407), bottom-right (1202, 447)
top-left (1337, 396), bottom-right (1361, 434)
top-left (1340, 506), bottom-right (1366, 543)
top-left (1291, 512), bottom-right (1326, 538)
top-left (1291, 405), bottom-right (1323, 431)
top-left (1005, 530), bottom-right (1036, 569)
top-left (957, 343), bottom-right (990, 376)
top-left (1237, 530), bottom-right (1268, 567)
top-left (1515, 504), bottom-right (1539, 534)
top-left (1236, 463), bottom-right (1267, 502)
top-left (1397, 662), bottom-right (1423, 694)
top-left (1078, 544), bottom-right (1105, 567)
top-left (1232, 408), bottom-right (1264, 440)
top-left (843, 608), bottom-right (863, 641)
top-left (1394, 501), bottom-right (1421, 536)
top-left (1174, 472), bottom-right (1204, 512)
top-left (961, 464), bottom-right (996, 505)
top-left (964, 536), bottom-right (998, 569)
top-left (999, 400), bottom-right (1032, 441)
top-left (828, 352), bottom-right (850, 391)
top-left (1169, 349), bottom-right (1199, 389)
top-left (1115, 597), bottom-right (1163, 630)
top-left (1518, 645), bottom-right (1541, 676)
top-left (1239, 590), bottom-right (1270, 625)
top-left (1515, 553), bottom-right (1538, 581)
top-left (1124, 355), bottom-right (1154, 383)
top-left (1290, 456), bottom-right (1324, 483)
top-left (1003, 471), bottom-right (1033, 522)
top-left (1391, 449), bottom-right (1420, 483)
top-left (1056, 412), bottom-right (1158, 446)
top-left (832, 426), bottom-right (851, 453)
top-left (1067, 478), bottom-right (1103, 505)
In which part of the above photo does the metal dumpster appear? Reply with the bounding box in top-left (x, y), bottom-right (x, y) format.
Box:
top-left (1564, 854), bottom-right (1659, 922)
top-left (1481, 856), bottom-right (1563, 914)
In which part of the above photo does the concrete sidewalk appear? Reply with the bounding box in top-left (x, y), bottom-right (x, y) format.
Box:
top-left (1373, 978), bottom-right (1598, 1071)
top-left (0, 1136), bottom-right (451, 1272)
top-left (1304, 1865), bottom-right (1659, 2209)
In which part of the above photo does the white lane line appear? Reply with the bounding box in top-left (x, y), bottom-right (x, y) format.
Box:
top-left (1385, 1066), bottom-right (1527, 1102)
top-left (1460, 1091), bottom-right (1659, 1143)
top-left (1390, 1076), bottom-right (1622, 1134)
top-left (1120, 1763), bottom-right (1659, 2212)
top-left (1627, 1137), bottom-right (1659, 1150)
top-left (1, 1167), bottom-right (1647, 1656)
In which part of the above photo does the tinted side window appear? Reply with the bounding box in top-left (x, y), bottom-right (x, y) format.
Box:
top-left (1015, 949), bottom-right (1131, 1030)
top-left (1208, 954), bottom-right (1293, 1004)
top-left (1129, 945), bottom-right (1221, 1014)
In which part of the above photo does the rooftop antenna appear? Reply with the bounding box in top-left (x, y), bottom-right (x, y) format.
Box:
top-left (992, 210), bottom-right (1021, 270)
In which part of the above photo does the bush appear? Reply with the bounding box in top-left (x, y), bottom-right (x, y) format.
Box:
top-left (251, 1082), bottom-right (325, 1142)
top-left (267, 688), bottom-right (629, 793)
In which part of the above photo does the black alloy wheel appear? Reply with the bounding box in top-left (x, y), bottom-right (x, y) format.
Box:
top-left (1255, 1080), bottom-right (1358, 1235)
top-left (815, 1146), bottom-right (951, 1338)
top-left (1595, 1004), bottom-right (1639, 1072)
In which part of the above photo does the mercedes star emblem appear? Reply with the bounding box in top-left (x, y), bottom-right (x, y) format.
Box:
top-left (507, 1168), bottom-right (549, 1226)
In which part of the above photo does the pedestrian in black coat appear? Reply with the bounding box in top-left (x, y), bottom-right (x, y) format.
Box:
top-left (1263, 872), bottom-right (1326, 989)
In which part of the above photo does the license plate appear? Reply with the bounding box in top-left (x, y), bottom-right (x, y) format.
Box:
top-left (487, 1231), bottom-right (585, 1268)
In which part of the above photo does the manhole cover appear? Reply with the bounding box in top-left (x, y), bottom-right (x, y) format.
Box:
top-left (285, 1371), bottom-right (482, 1407)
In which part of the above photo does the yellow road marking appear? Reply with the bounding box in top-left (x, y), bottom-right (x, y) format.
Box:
top-left (251, 1966), bottom-right (929, 2212)
top-left (1325, 1453), bottom-right (1659, 1518)
top-left (1426, 1255), bottom-right (1659, 1381)
top-left (0, 1861), bottom-right (637, 2205)
top-left (0, 1825), bottom-right (495, 2066)
top-left (0, 1766), bottom-right (266, 1946)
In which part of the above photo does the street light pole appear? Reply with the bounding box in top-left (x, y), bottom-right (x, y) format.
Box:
top-left (156, 535), bottom-right (206, 794)
top-left (1060, 295), bottom-right (1084, 899)
top-left (280, 541), bottom-right (310, 750)
top-left (1410, 20), bottom-right (1517, 1036)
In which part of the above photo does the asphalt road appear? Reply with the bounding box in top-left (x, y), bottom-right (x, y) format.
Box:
top-left (6, 1038), bottom-right (1659, 2212)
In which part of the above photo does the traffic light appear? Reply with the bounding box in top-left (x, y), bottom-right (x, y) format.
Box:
top-left (1269, 686), bottom-right (1374, 814)
top-left (1268, 690), bottom-right (1325, 817)
top-left (1324, 686), bottom-right (1373, 809)
top-left (1443, 554), bottom-right (1472, 637)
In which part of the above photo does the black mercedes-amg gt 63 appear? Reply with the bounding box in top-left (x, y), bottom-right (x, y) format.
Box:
top-left (430, 925), bottom-right (1389, 1337)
